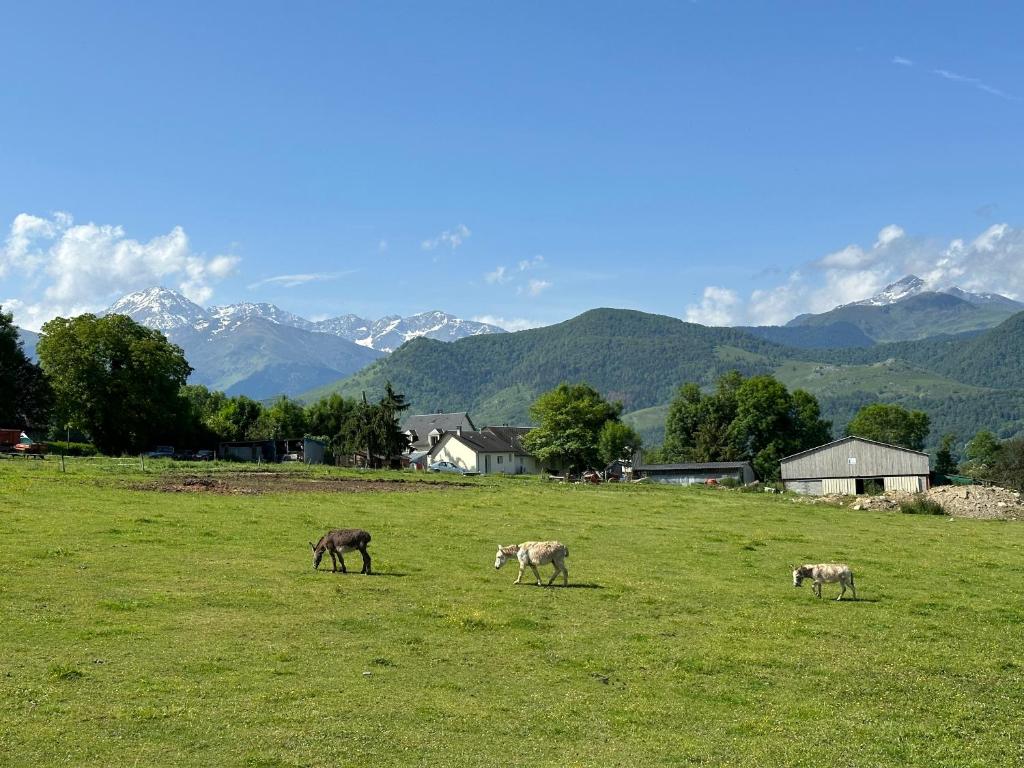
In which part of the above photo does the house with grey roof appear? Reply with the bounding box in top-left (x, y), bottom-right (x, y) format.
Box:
top-left (402, 412), bottom-right (476, 452)
top-left (425, 425), bottom-right (540, 475)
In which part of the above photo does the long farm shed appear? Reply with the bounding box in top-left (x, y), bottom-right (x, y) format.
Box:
top-left (780, 436), bottom-right (930, 496)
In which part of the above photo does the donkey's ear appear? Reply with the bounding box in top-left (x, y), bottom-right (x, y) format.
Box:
top-left (310, 541), bottom-right (316, 551)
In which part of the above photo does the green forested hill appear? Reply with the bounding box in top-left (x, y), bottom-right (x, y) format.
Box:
top-left (299, 308), bottom-right (790, 423)
top-left (302, 307), bottom-right (1024, 449)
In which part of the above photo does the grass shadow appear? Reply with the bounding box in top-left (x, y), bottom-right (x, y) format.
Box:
top-left (559, 582), bottom-right (604, 589)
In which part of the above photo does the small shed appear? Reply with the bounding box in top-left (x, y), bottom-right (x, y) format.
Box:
top-left (633, 461), bottom-right (755, 486)
top-left (780, 436), bottom-right (930, 495)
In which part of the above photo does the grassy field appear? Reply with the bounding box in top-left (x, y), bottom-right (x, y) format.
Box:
top-left (2, 460), bottom-right (1023, 767)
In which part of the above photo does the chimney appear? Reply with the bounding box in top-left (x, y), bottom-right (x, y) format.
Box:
top-left (456, 425), bottom-right (463, 436)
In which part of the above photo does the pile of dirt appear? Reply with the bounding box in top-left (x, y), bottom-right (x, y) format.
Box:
top-left (926, 484), bottom-right (1024, 520)
top-left (789, 484), bottom-right (1024, 519)
top-left (136, 473), bottom-right (468, 495)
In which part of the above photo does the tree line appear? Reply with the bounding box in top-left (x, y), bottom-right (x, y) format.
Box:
top-left (2, 309), bottom-right (410, 464)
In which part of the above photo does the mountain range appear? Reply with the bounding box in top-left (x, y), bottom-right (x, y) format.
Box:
top-left (300, 305), bottom-right (1024, 452)
top-left (95, 287), bottom-right (506, 398)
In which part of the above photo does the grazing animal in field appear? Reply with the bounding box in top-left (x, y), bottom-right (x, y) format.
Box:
top-left (310, 529), bottom-right (372, 574)
top-left (792, 563), bottom-right (856, 600)
top-left (495, 541), bottom-right (569, 586)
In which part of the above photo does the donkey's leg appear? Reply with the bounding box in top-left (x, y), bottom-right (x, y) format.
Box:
top-left (547, 562), bottom-right (560, 586)
top-left (529, 563), bottom-right (542, 586)
top-left (329, 551), bottom-right (339, 573)
top-left (561, 562), bottom-right (569, 586)
top-left (338, 552), bottom-right (347, 574)
top-left (360, 547), bottom-right (372, 575)
top-left (850, 577), bottom-right (857, 600)
top-left (514, 563), bottom-right (525, 585)
top-left (837, 582), bottom-right (846, 601)
top-left (814, 581), bottom-right (822, 599)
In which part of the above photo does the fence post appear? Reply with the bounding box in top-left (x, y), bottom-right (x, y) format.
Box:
top-left (60, 454), bottom-right (66, 473)
top-left (140, 453), bottom-right (145, 472)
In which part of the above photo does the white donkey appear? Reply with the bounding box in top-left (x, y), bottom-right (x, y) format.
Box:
top-left (495, 541), bottom-right (569, 586)
top-left (792, 563), bottom-right (857, 600)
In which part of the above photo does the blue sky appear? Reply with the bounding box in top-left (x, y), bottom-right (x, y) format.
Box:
top-left (3, 1), bottom-right (1024, 330)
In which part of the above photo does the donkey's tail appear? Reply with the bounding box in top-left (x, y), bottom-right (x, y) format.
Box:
top-left (563, 545), bottom-right (569, 558)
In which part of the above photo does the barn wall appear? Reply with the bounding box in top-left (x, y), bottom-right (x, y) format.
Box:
top-left (822, 478), bottom-right (857, 495)
top-left (785, 479), bottom-right (822, 495)
top-left (432, 438), bottom-right (479, 472)
top-left (782, 439), bottom-right (929, 480)
top-left (884, 475), bottom-right (926, 493)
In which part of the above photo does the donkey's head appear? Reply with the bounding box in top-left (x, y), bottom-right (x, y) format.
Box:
top-left (311, 541), bottom-right (324, 571)
top-left (791, 565), bottom-right (808, 588)
top-left (494, 545), bottom-right (516, 570)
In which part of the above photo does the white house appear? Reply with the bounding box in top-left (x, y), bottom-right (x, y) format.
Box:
top-left (426, 426), bottom-right (541, 475)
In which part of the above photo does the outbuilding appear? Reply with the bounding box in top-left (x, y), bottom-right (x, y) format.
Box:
top-left (633, 461), bottom-right (756, 486)
top-left (780, 436), bottom-right (930, 495)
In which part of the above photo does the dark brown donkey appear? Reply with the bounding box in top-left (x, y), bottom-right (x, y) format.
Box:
top-left (310, 529), bottom-right (372, 574)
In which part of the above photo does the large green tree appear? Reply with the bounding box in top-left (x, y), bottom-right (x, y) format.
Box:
top-left (36, 314), bottom-right (192, 454)
top-left (0, 308), bottom-right (52, 428)
top-left (597, 420), bottom-right (642, 465)
top-left (206, 395), bottom-right (264, 442)
top-left (661, 371), bottom-right (831, 480)
top-left (845, 403), bottom-right (930, 451)
top-left (522, 383), bottom-right (623, 471)
top-left (963, 429), bottom-right (1002, 472)
top-left (255, 396), bottom-right (309, 440)
top-left (934, 433), bottom-right (959, 476)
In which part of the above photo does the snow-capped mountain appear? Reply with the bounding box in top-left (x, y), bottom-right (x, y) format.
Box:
top-left (848, 275), bottom-right (1023, 310)
top-left (850, 275), bottom-right (926, 307)
top-left (106, 286), bottom-right (209, 331)
top-left (787, 275), bottom-right (1024, 343)
top-left (101, 287), bottom-right (507, 397)
top-left (324, 310), bottom-right (505, 352)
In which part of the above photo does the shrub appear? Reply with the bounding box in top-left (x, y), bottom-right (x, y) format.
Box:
top-left (899, 494), bottom-right (946, 516)
top-left (43, 441), bottom-right (98, 456)
top-left (718, 477), bottom-right (740, 489)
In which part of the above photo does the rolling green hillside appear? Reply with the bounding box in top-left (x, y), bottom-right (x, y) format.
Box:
top-left (300, 309), bottom-right (791, 421)
top-left (304, 307), bottom-right (1024, 450)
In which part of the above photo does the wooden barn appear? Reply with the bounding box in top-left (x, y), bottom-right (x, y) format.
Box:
top-left (780, 436), bottom-right (930, 495)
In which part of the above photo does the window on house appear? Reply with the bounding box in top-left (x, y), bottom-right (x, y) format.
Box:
top-left (497, 455), bottom-right (503, 464)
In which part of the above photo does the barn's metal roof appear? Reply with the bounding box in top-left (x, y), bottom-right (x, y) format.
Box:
top-left (780, 436), bottom-right (928, 464)
top-left (633, 461), bottom-right (752, 472)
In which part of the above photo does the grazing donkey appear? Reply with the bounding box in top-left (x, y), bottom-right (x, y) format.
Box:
top-left (792, 563), bottom-right (856, 600)
top-left (495, 541), bottom-right (569, 586)
top-left (310, 529), bottom-right (372, 574)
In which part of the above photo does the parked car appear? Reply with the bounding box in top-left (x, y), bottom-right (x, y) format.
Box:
top-left (428, 460), bottom-right (467, 474)
top-left (145, 445), bottom-right (175, 459)
top-left (194, 449), bottom-right (215, 461)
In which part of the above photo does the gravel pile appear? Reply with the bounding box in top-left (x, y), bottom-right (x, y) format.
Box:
top-left (789, 484), bottom-right (1024, 519)
top-left (926, 485), bottom-right (1024, 520)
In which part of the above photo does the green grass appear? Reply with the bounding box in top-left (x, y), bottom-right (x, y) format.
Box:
top-left (2, 461), bottom-right (1024, 766)
top-left (773, 359), bottom-right (991, 399)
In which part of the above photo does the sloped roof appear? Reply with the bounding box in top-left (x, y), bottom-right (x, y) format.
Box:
top-left (481, 425), bottom-right (533, 455)
top-left (779, 436), bottom-right (928, 464)
top-left (633, 461), bottom-right (752, 472)
top-left (402, 412), bottom-right (476, 448)
top-left (428, 426), bottom-right (534, 457)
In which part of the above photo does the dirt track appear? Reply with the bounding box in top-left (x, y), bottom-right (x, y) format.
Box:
top-left (137, 473), bottom-right (469, 495)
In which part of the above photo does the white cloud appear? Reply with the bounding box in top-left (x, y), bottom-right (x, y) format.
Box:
top-left (892, 55), bottom-right (1018, 100)
top-left (686, 222), bottom-right (1024, 327)
top-left (421, 224), bottom-right (471, 251)
top-left (484, 265), bottom-right (509, 284)
top-left (525, 278), bottom-right (552, 297)
top-left (472, 314), bottom-right (548, 332)
top-left (685, 286), bottom-right (741, 326)
top-left (0, 212), bottom-right (239, 330)
top-left (247, 271), bottom-right (355, 290)
top-left (874, 224), bottom-right (905, 249)
top-left (517, 254), bottom-right (544, 271)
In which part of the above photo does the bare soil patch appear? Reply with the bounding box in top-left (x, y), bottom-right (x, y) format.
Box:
top-left (136, 473), bottom-right (468, 495)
